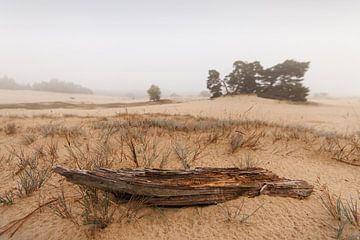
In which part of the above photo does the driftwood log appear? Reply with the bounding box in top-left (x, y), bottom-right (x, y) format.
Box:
top-left (53, 165), bottom-right (313, 206)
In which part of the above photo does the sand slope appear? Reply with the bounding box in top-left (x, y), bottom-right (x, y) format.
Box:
top-left (1, 92), bottom-right (359, 134)
top-left (0, 92), bottom-right (359, 240)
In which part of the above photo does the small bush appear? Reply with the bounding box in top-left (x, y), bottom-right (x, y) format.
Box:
top-left (17, 165), bottom-right (50, 197)
top-left (172, 139), bottom-right (207, 169)
top-left (0, 191), bottom-right (15, 205)
top-left (49, 188), bottom-right (76, 222)
top-left (79, 187), bottom-right (114, 231)
top-left (229, 130), bottom-right (264, 153)
top-left (11, 150), bottom-right (51, 197)
top-left (319, 187), bottom-right (343, 221)
top-left (36, 124), bottom-right (83, 138)
top-left (4, 123), bottom-right (17, 135)
top-left (229, 132), bottom-right (243, 153)
top-left (65, 134), bottom-right (117, 170)
top-left (320, 186), bottom-right (360, 239)
top-left (21, 134), bottom-right (37, 146)
top-left (321, 135), bottom-right (360, 166)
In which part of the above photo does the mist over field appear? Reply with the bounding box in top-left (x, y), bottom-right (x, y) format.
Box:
top-left (0, 0), bottom-right (360, 96)
top-left (1, 2), bottom-right (360, 240)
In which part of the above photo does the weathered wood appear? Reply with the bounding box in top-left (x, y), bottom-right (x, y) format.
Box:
top-left (53, 165), bottom-right (313, 206)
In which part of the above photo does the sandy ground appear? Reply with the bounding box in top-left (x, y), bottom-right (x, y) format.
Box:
top-left (0, 89), bottom-right (141, 104)
top-left (0, 90), bottom-right (359, 240)
top-left (1, 90), bottom-right (359, 134)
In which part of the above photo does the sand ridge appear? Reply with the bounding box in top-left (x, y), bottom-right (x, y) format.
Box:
top-left (0, 92), bottom-right (359, 240)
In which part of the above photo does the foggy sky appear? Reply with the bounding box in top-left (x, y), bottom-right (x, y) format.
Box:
top-left (1, 0), bottom-right (359, 96)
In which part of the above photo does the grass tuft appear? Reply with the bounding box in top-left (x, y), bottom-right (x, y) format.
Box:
top-left (4, 123), bottom-right (17, 135)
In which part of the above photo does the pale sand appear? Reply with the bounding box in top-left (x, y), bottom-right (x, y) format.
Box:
top-left (0, 90), bottom-right (359, 240)
top-left (1, 90), bottom-right (359, 134)
top-left (0, 89), bottom-right (145, 104)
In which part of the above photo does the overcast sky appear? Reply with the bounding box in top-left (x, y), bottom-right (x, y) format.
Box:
top-left (0, 0), bottom-right (359, 95)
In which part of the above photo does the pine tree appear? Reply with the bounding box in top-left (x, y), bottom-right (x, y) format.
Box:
top-left (258, 60), bottom-right (310, 101)
top-left (226, 61), bottom-right (263, 94)
top-left (206, 70), bottom-right (223, 98)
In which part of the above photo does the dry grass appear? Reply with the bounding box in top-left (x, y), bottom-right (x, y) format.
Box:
top-left (319, 186), bottom-right (344, 221)
top-left (21, 133), bottom-right (37, 146)
top-left (320, 134), bottom-right (360, 166)
top-left (79, 187), bottom-right (115, 232)
top-left (49, 187), bottom-right (76, 221)
top-left (172, 137), bottom-right (207, 169)
top-left (231, 154), bottom-right (260, 169)
top-left (319, 186), bottom-right (360, 239)
top-left (229, 129), bottom-right (264, 153)
top-left (218, 199), bottom-right (263, 223)
top-left (34, 123), bottom-right (83, 138)
top-left (118, 195), bottom-right (149, 224)
top-left (16, 164), bottom-right (51, 197)
top-left (1, 112), bottom-right (360, 238)
top-left (0, 191), bottom-right (15, 205)
top-left (7, 146), bottom-right (53, 197)
top-left (4, 123), bottom-right (17, 135)
top-left (65, 133), bottom-right (118, 170)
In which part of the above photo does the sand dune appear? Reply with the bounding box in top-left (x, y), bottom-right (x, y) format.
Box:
top-left (1, 91), bottom-right (359, 134)
top-left (0, 91), bottom-right (359, 240)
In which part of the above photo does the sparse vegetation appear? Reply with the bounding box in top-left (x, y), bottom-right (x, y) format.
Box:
top-left (172, 138), bottom-right (207, 169)
top-left (4, 123), bottom-right (17, 135)
top-left (5, 146), bottom-right (54, 198)
top-left (320, 134), bottom-right (360, 166)
top-left (49, 188), bottom-right (75, 220)
top-left (0, 112), bottom-right (359, 239)
top-left (34, 123), bottom-right (83, 138)
top-left (21, 133), bottom-right (37, 146)
top-left (0, 191), bottom-right (15, 205)
top-left (218, 200), bottom-right (263, 223)
top-left (79, 187), bottom-right (115, 232)
top-left (319, 185), bottom-right (360, 239)
top-left (16, 163), bottom-right (51, 197)
top-left (229, 130), bottom-right (264, 153)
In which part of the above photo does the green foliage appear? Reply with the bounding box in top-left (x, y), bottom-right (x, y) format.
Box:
top-left (207, 59), bottom-right (310, 102)
top-left (226, 61), bottom-right (263, 94)
top-left (147, 84), bottom-right (161, 101)
top-left (257, 60), bottom-right (310, 101)
top-left (206, 70), bottom-right (223, 98)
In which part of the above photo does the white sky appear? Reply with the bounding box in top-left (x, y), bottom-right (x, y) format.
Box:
top-left (0, 0), bottom-right (359, 95)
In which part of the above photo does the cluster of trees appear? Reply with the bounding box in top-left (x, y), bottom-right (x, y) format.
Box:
top-left (32, 79), bottom-right (93, 94)
top-left (207, 60), bottom-right (310, 102)
top-left (0, 76), bottom-right (31, 90)
top-left (0, 76), bottom-right (93, 94)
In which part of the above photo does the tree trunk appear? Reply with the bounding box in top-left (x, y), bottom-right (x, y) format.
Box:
top-left (53, 165), bottom-right (313, 206)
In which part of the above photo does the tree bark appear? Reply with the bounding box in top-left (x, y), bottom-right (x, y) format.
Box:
top-left (53, 165), bottom-right (313, 206)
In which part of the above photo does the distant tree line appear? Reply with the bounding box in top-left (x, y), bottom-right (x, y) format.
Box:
top-left (0, 76), bottom-right (93, 94)
top-left (207, 60), bottom-right (310, 102)
top-left (0, 76), bottom-right (31, 90)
